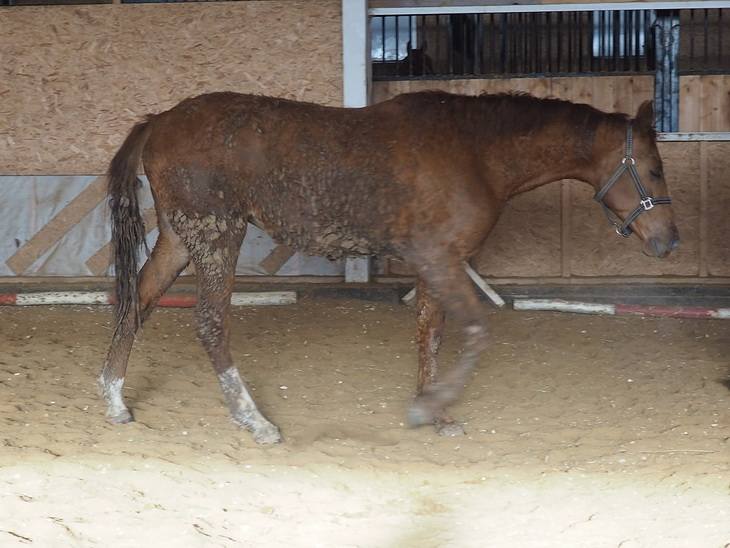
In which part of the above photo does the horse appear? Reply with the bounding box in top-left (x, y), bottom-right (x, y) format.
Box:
top-left (100, 91), bottom-right (679, 444)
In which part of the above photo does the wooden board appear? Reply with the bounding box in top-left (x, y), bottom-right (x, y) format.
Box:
top-left (1, 1), bottom-right (342, 175)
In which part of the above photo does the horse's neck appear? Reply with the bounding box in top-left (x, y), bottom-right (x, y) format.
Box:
top-left (499, 117), bottom-right (599, 198)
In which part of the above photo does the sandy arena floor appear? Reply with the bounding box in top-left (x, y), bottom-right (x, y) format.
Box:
top-left (0, 297), bottom-right (728, 547)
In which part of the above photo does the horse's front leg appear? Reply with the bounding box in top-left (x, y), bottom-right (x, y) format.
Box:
top-left (407, 253), bottom-right (488, 431)
top-left (415, 277), bottom-right (465, 437)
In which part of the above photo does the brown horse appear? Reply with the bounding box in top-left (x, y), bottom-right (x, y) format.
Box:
top-left (100, 91), bottom-right (679, 444)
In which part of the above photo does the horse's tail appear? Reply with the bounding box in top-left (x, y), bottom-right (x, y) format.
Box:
top-left (107, 115), bottom-right (154, 333)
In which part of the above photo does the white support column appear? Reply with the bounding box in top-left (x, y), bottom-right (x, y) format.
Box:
top-left (342, 0), bottom-right (372, 282)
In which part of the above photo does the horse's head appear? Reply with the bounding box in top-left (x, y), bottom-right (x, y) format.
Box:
top-left (592, 101), bottom-right (679, 258)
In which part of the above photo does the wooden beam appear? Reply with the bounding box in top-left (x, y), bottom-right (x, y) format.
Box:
top-left (259, 245), bottom-right (296, 275)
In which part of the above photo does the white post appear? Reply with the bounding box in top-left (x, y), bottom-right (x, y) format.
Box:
top-left (342, 0), bottom-right (372, 282)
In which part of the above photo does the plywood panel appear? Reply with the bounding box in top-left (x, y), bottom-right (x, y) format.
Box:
top-left (475, 184), bottom-right (562, 278)
top-left (705, 142), bottom-right (730, 276)
top-left (700, 75), bottom-right (730, 132)
top-left (0, 1), bottom-right (342, 175)
top-left (679, 75), bottom-right (702, 132)
top-left (679, 75), bottom-right (730, 132)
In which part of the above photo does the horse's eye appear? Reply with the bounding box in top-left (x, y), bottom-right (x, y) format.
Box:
top-left (649, 169), bottom-right (662, 179)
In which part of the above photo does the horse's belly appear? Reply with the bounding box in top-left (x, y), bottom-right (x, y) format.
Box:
top-left (256, 217), bottom-right (379, 259)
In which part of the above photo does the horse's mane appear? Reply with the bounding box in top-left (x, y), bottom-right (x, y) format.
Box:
top-left (395, 90), bottom-right (653, 160)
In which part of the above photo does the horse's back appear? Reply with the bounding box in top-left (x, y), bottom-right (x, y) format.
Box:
top-left (141, 93), bottom-right (414, 257)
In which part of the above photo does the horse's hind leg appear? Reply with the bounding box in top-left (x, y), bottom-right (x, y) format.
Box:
top-left (408, 258), bottom-right (488, 428)
top-left (99, 212), bottom-right (190, 423)
top-left (176, 212), bottom-right (281, 445)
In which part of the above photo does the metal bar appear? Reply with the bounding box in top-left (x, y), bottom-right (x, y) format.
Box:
top-left (408, 15), bottom-right (413, 76)
top-left (509, 14), bottom-right (515, 73)
top-left (342, 0), bottom-right (371, 283)
top-left (490, 13), bottom-right (496, 74)
top-left (420, 15), bottom-right (426, 75)
top-left (719, 9), bottom-right (724, 66)
top-left (448, 15), bottom-right (454, 74)
top-left (657, 132), bottom-right (730, 141)
top-left (533, 13), bottom-right (539, 73)
top-left (692, 10), bottom-right (710, 69)
top-left (600, 11), bottom-right (605, 71)
top-left (579, 11), bottom-right (584, 73)
top-left (623, 11), bottom-right (629, 71)
top-left (689, 9), bottom-right (695, 70)
top-left (370, 2), bottom-right (730, 16)
top-left (557, 11), bottom-right (562, 73)
top-left (463, 14), bottom-right (468, 74)
top-left (654, 10), bottom-right (680, 132)
top-left (547, 12), bottom-right (553, 73)
top-left (568, 11), bottom-right (574, 72)
top-left (395, 14), bottom-right (400, 65)
top-left (612, 10), bottom-right (619, 72)
top-left (631, 12), bottom-right (646, 72)
top-left (474, 14), bottom-right (481, 74)
top-left (517, 13), bottom-right (530, 74)
top-left (436, 15), bottom-right (442, 74)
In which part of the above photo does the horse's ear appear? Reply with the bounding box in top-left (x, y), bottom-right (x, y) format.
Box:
top-left (635, 100), bottom-right (654, 130)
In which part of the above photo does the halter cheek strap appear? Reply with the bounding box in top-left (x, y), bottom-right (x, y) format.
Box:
top-left (593, 125), bottom-right (672, 238)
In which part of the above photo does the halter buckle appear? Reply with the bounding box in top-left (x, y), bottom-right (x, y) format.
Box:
top-left (640, 197), bottom-right (655, 211)
top-left (615, 226), bottom-right (631, 238)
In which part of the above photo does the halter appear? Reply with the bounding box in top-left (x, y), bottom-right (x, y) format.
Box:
top-left (594, 125), bottom-right (672, 238)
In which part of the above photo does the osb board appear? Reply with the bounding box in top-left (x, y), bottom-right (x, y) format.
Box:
top-left (569, 142), bottom-right (700, 277)
top-left (0, 1), bottom-right (342, 175)
top-left (705, 142), bottom-right (730, 276)
top-left (372, 76), bottom-right (655, 118)
top-left (474, 184), bottom-right (562, 278)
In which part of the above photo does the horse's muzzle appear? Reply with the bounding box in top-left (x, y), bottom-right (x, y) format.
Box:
top-left (644, 226), bottom-right (680, 258)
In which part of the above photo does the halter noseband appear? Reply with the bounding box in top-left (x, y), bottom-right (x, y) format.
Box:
top-left (594, 124), bottom-right (672, 238)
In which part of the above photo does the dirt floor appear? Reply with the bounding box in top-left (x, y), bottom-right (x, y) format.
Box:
top-left (0, 297), bottom-right (728, 547)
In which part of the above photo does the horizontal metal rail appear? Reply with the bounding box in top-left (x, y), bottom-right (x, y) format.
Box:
top-left (658, 132), bottom-right (730, 140)
top-left (371, 2), bottom-right (730, 16)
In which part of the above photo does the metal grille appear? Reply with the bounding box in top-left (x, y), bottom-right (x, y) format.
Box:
top-left (372, 9), bottom-right (730, 80)
top-left (680, 8), bottom-right (729, 73)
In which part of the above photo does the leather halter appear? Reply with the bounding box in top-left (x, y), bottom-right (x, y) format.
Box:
top-left (594, 125), bottom-right (672, 238)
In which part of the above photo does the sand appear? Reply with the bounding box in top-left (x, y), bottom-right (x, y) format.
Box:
top-left (1, 298), bottom-right (728, 547)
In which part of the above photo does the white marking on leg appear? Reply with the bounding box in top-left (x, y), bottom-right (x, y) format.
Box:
top-left (218, 367), bottom-right (281, 444)
top-left (98, 375), bottom-right (132, 423)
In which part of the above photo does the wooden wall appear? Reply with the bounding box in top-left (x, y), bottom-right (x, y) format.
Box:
top-left (374, 77), bottom-right (730, 280)
top-left (679, 76), bottom-right (730, 132)
top-left (0, 1), bottom-right (342, 175)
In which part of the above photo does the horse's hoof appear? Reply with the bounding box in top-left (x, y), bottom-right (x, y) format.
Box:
top-left (106, 408), bottom-right (134, 425)
top-left (253, 423), bottom-right (282, 445)
top-left (436, 421), bottom-right (465, 437)
top-left (407, 400), bottom-right (436, 428)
